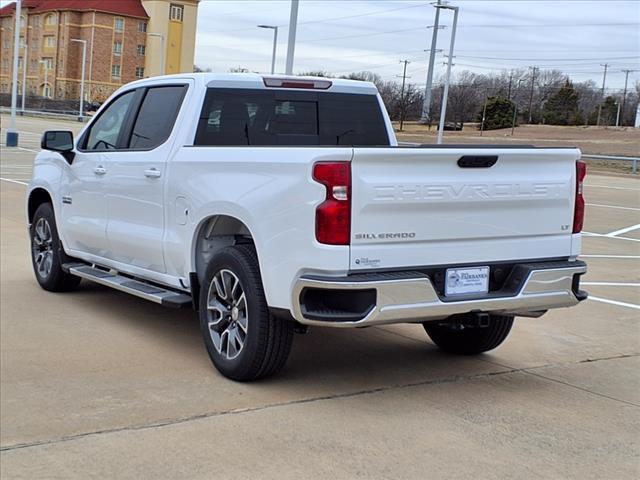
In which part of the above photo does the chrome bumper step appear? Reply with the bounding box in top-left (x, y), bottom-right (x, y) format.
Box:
top-left (64, 264), bottom-right (192, 309)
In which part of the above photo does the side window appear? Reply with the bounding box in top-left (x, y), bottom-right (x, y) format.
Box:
top-left (85, 91), bottom-right (136, 150)
top-left (129, 85), bottom-right (187, 150)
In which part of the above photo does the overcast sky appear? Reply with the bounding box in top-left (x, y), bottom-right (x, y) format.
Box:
top-left (195, 0), bottom-right (639, 89)
top-left (2, 0), bottom-right (638, 89)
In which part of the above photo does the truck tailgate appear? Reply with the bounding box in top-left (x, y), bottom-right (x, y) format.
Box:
top-left (350, 147), bottom-right (580, 270)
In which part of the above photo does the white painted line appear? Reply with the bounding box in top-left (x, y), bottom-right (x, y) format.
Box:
top-left (581, 255), bottom-right (640, 259)
top-left (586, 184), bottom-right (639, 191)
top-left (583, 231), bottom-right (640, 243)
top-left (606, 224), bottom-right (640, 238)
top-left (582, 282), bottom-right (640, 287)
top-left (0, 177), bottom-right (28, 186)
top-left (586, 203), bottom-right (640, 212)
top-left (588, 296), bottom-right (640, 310)
top-left (17, 146), bottom-right (38, 153)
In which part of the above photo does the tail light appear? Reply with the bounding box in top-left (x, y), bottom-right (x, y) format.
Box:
top-left (313, 162), bottom-right (351, 245)
top-left (573, 160), bottom-right (587, 233)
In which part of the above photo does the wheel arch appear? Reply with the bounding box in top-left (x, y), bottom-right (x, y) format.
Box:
top-left (27, 187), bottom-right (54, 225)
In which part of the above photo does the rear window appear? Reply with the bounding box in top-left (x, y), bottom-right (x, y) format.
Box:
top-left (194, 88), bottom-right (389, 146)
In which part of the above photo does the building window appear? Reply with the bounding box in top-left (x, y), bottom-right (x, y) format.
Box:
top-left (170, 4), bottom-right (184, 22)
top-left (138, 21), bottom-right (147, 33)
top-left (113, 41), bottom-right (122, 55)
top-left (33, 15), bottom-right (40, 27)
top-left (42, 58), bottom-right (54, 69)
top-left (43, 83), bottom-right (52, 98)
top-left (45, 36), bottom-right (56, 48)
top-left (114, 18), bottom-right (124, 32)
top-left (135, 67), bottom-right (145, 79)
top-left (137, 44), bottom-right (146, 56)
top-left (18, 57), bottom-right (23, 69)
top-left (45, 14), bottom-right (56, 25)
top-left (111, 64), bottom-right (121, 78)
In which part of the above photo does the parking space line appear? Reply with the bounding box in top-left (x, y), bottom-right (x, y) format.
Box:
top-left (0, 178), bottom-right (28, 186)
top-left (586, 184), bottom-right (639, 191)
top-left (586, 203), bottom-right (640, 212)
top-left (582, 282), bottom-right (640, 287)
top-left (583, 231), bottom-right (640, 242)
top-left (588, 296), bottom-right (640, 310)
top-left (580, 255), bottom-right (640, 259)
top-left (605, 223), bottom-right (640, 237)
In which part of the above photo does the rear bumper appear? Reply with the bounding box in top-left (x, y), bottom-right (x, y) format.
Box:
top-left (291, 261), bottom-right (587, 328)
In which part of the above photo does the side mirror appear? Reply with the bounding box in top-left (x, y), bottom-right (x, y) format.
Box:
top-left (41, 131), bottom-right (75, 164)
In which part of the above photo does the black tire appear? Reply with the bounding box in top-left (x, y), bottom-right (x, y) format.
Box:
top-left (199, 244), bottom-right (294, 381)
top-left (423, 314), bottom-right (514, 355)
top-left (30, 203), bottom-right (82, 292)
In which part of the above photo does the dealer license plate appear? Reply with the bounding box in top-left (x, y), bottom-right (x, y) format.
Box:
top-left (445, 267), bottom-right (490, 296)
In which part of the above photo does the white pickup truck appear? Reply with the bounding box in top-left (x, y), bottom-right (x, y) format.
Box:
top-left (28, 73), bottom-right (587, 381)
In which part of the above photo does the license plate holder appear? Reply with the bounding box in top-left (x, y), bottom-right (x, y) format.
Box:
top-left (445, 266), bottom-right (490, 297)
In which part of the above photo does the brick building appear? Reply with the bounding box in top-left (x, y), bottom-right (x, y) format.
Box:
top-left (0, 0), bottom-right (199, 102)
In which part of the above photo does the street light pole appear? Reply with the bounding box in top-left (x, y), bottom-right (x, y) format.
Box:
top-left (420, 0), bottom-right (442, 123)
top-left (21, 40), bottom-right (27, 112)
top-left (148, 33), bottom-right (165, 75)
top-left (436, 3), bottom-right (459, 145)
top-left (257, 25), bottom-right (278, 74)
top-left (6, 0), bottom-right (21, 147)
top-left (71, 39), bottom-right (87, 121)
top-left (285, 0), bottom-right (299, 75)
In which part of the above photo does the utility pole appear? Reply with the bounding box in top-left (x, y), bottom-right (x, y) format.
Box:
top-left (620, 69), bottom-right (636, 126)
top-left (420, 0), bottom-right (442, 124)
top-left (21, 41), bottom-right (27, 112)
top-left (507, 73), bottom-right (513, 100)
top-left (285, 0), bottom-right (299, 75)
top-left (436, 3), bottom-right (459, 145)
top-left (596, 63), bottom-right (608, 127)
top-left (397, 60), bottom-right (411, 131)
top-left (527, 66), bottom-right (538, 124)
top-left (6, 0), bottom-right (21, 147)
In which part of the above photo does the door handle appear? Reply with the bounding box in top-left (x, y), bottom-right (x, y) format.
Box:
top-left (144, 168), bottom-right (162, 179)
top-left (94, 166), bottom-right (107, 175)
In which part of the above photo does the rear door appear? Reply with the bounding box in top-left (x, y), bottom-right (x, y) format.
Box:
top-left (104, 83), bottom-right (189, 273)
top-left (350, 147), bottom-right (579, 270)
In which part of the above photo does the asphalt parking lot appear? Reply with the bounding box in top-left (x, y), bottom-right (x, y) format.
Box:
top-left (1, 114), bottom-right (639, 479)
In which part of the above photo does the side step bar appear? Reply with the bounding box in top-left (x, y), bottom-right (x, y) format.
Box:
top-left (63, 264), bottom-right (192, 309)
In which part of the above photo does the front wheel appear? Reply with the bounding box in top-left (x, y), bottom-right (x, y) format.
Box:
top-left (199, 244), bottom-right (294, 381)
top-left (423, 314), bottom-right (514, 355)
top-left (30, 203), bottom-right (81, 292)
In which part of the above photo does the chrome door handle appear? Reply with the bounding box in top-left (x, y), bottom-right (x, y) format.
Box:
top-left (94, 166), bottom-right (107, 175)
top-left (144, 168), bottom-right (162, 178)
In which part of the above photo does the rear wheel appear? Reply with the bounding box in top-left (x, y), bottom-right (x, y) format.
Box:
top-left (423, 314), bottom-right (514, 355)
top-left (30, 203), bottom-right (81, 292)
top-left (199, 244), bottom-right (294, 381)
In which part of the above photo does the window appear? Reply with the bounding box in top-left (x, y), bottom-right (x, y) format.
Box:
top-left (33, 15), bottom-right (40, 27)
top-left (194, 89), bottom-right (390, 146)
top-left (137, 44), bottom-right (146, 56)
top-left (18, 57), bottom-right (23, 69)
top-left (85, 91), bottom-right (136, 150)
top-left (170, 4), bottom-right (184, 21)
top-left (111, 64), bottom-right (121, 77)
top-left (42, 57), bottom-right (53, 69)
top-left (113, 41), bottom-right (122, 55)
top-left (138, 21), bottom-right (147, 33)
top-left (43, 84), bottom-right (52, 98)
top-left (45, 36), bottom-right (56, 48)
top-left (135, 67), bottom-right (145, 78)
top-left (114, 17), bottom-right (124, 32)
top-left (129, 86), bottom-right (187, 149)
top-left (45, 14), bottom-right (56, 25)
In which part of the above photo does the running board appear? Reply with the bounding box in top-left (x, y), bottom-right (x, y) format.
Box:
top-left (64, 264), bottom-right (192, 309)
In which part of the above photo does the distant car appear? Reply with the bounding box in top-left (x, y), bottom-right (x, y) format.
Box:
top-left (28, 73), bottom-right (588, 381)
top-left (443, 121), bottom-right (463, 131)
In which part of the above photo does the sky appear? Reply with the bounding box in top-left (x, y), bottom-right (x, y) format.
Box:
top-left (194, 0), bottom-right (640, 90)
top-left (2, 0), bottom-right (638, 89)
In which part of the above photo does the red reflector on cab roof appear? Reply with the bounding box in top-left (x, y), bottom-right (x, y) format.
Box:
top-left (263, 77), bottom-right (332, 90)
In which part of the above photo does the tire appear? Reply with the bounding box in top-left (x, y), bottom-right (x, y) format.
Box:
top-left (199, 244), bottom-right (294, 381)
top-left (30, 203), bottom-right (82, 292)
top-left (423, 314), bottom-right (514, 355)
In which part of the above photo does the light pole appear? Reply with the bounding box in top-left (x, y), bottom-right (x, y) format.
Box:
top-left (285, 0), bottom-right (299, 75)
top-left (148, 32), bottom-right (165, 75)
top-left (257, 25), bottom-right (278, 74)
top-left (71, 39), bottom-right (87, 121)
top-left (6, 0), bottom-right (21, 147)
top-left (420, 0), bottom-right (442, 124)
top-left (21, 40), bottom-right (27, 113)
top-left (436, 2), bottom-right (459, 145)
